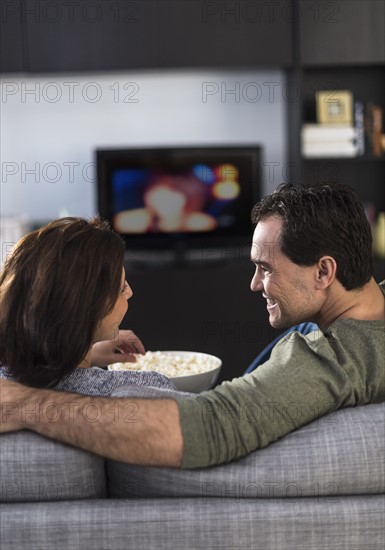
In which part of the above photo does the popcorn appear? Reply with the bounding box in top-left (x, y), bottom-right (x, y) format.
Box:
top-left (109, 351), bottom-right (219, 378)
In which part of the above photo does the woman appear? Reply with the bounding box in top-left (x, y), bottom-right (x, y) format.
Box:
top-left (0, 217), bottom-right (174, 395)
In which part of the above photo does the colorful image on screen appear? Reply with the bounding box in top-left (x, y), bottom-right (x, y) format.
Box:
top-left (111, 163), bottom-right (241, 234)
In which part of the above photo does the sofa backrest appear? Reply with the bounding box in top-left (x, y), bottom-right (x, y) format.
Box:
top-left (108, 386), bottom-right (385, 499)
top-left (1, 384), bottom-right (384, 503)
top-left (0, 431), bottom-right (107, 503)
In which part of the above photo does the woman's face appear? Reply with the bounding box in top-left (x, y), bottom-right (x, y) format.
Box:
top-left (97, 268), bottom-right (133, 341)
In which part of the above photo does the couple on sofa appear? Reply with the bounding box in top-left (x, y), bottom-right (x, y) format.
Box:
top-left (1, 182), bottom-right (384, 469)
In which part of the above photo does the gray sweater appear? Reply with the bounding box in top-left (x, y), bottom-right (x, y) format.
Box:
top-left (0, 365), bottom-right (175, 396)
top-left (178, 282), bottom-right (385, 468)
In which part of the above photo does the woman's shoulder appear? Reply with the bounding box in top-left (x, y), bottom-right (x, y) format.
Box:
top-left (56, 366), bottom-right (175, 397)
top-left (0, 364), bottom-right (175, 396)
top-left (0, 363), bottom-right (13, 379)
top-left (0, 363), bottom-right (11, 378)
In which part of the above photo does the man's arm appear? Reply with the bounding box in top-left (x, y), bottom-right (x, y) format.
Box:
top-left (0, 379), bottom-right (183, 467)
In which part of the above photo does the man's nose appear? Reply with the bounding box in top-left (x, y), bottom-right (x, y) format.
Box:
top-left (250, 270), bottom-right (263, 292)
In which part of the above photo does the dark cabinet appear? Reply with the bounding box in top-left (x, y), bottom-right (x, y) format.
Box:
top-left (300, 0), bottom-right (385, 65)
top-left (303, 158), bottom-right (385, 213)
top-left (151, 1), bottom-right (293, 69)
top-left (0, 0), bottom-right (24, 72)
top-left (23, 0), bottom-right (293, 73)
top-left (24, 1), bottom-right (155, 72)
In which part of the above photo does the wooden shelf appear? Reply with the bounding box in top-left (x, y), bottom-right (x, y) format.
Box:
top-left (302, 156), bottom-right (385, 163)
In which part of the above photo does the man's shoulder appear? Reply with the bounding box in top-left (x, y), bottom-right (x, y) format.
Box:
top-left (272, 312), bottom-right (383, 362)
top-left (269, 329), bottom-right (330, 365)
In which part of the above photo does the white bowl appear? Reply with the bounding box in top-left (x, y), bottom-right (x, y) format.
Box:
top-left (108, 350), bottom-right (222, 393)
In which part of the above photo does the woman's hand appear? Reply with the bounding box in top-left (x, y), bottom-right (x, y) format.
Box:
top-left (91, 330), bottom-right (146, 367)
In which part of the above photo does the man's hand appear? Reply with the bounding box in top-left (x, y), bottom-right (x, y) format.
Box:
top-left (91, 330), bottom-right (146, 367)
top-left (0, 379), bottom-right (31, 433)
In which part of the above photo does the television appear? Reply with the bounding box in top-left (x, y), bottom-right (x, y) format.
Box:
top-left (96, 146), bottom-right (262, 252)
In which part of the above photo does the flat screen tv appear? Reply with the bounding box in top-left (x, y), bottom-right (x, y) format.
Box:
top-left (96, 146), bottom-right (262, 251)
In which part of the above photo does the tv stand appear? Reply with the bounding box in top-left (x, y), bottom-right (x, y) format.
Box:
top-left (124, 242), bottom-right (251, 270)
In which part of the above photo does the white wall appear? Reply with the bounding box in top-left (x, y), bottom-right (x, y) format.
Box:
top-left (0, 70), bottom-right (288, 222)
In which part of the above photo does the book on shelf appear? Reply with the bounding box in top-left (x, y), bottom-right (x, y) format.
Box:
top-left (301, 124), bottom-right (356, 142)
top-left (354, 101), bottom-right (365, 155)
top-left (302, 142), bottom-right (358, 158)
top-left (301, 123), bottom-right (358, 158)
top-left (363, 103), bottom-right (384, 157)
top-left (371, 105), bottom-right (383, 157)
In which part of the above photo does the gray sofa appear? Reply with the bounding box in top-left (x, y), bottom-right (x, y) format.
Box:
top-left (1, 385), bottom-right (384, 550)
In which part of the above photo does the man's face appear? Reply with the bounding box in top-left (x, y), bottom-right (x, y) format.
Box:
top-left (250, 216), bottom-right (320, 329)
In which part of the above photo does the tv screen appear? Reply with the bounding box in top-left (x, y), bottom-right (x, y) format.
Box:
top-left (96, 146), bottom-right (261, 249)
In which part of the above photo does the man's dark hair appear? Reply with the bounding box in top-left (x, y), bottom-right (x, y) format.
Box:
top-left (251, 183), bottom-right (373, 290)
top-left (0, 217), bottom-right (126, 387)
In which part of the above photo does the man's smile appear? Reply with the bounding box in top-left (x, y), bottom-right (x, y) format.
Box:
top-left (263, 294), bottom-right (278, 309)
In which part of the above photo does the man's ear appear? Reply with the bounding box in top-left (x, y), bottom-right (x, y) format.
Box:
top-left (315, 256), bottom-right (337, 289)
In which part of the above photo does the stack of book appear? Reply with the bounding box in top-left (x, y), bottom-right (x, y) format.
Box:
top-left (301, 124), bottom-right (358, 158)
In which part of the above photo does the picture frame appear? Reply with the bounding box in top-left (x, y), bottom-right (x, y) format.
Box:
top-left (316, 90), bottom-right (353, 125)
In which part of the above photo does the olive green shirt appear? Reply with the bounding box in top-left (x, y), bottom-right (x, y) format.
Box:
top-left (178, 282), bottom-right (385, 468)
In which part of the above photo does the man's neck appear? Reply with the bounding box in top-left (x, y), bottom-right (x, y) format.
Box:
top-left (316, 278), bottom-right (385, 330)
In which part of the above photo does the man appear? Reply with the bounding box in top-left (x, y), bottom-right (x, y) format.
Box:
top-left (1, 183), bottom-right (384, 468)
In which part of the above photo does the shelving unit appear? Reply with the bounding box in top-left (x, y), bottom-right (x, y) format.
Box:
top-left (292, 1), bottom-right (385, 215)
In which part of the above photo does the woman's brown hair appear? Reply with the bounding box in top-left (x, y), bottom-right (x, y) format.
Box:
top-left (0, 217), bottom-right (126, 387)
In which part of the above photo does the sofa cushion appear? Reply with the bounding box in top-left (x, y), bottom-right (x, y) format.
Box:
top-left (0, 431), bottom-right (107, 502)
top-left (107, 386), bottom-right (385, 498)
top-left (1, 496), bottom-right (385, 550)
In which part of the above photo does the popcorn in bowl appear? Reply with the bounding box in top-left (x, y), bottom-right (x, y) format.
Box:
top-left (108, 350), bottom-right (222, 393)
